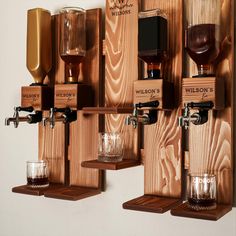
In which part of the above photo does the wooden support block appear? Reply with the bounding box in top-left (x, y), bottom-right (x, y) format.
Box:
top-left (182, 77), bottom-right (224, 110)
top-left (123, 195), bottom-right (181, 213)
top-left (133, 80), bottom-right (174, 110)
top-left (171, 202), bottom-right (232, 221)
top-left (185, 0), bottom-right (234, 207)
top-left (105, 0), bottom-right (140, 162)
top-left (142, 0), bottom-right (182, 200)
top-left (81, 159), bottom-right (141, 170)
top-left (21, 85), bottom-right (53, 110)
top-left (54, 84), bottom-right (93, 110)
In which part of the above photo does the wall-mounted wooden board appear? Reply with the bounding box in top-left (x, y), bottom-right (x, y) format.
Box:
top-left (186, 0), bottom-right (234, 205)
top-left (141, 0), bottom-right (183, 198)
top-left (105, 0), bottom-right (139, 161)
top-left (171, 0), bottom-right (234, 220)
top-left (38, 14), bottom-right (65, 183)
top-left (69, 9), bottom-right (102, 188)
top-left (38, 9), bottom-right (103, 192)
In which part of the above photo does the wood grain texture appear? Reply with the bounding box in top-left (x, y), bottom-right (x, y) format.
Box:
top-left (187, 0), bottom-right (234, 205)
top-left (171, 202), bottom-right (232, 221)
top-left (182, 77), bottom-right (225, 110)
top-left (69, 9), bottom-right (102, 188)
top-left (21, 86), bottom-right (53, 111)
top-left (142, 0), bottom-right (182, 198)
top-left (39, 9), bottom-right (103, 190)
top-left (105, 0), bottom-right (139, 160)
top-left (38, 15), bottom-right (66, 184)
top-left (133, 80), bottom-right (174, 109)
top-left (123, 195), bottom-right (181, 213)
top-left (39, 119), bottom-right (65, 183)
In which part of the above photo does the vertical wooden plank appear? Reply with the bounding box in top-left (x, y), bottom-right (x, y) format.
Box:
top-left (38, 15), bottom-right (65, 183)
top-left (188, 0), bottom-right (234, 204)
top-left (39, 122), bottom-right (65, 183)
top-left (105, 0), bottom-right (139, 160)
top-left (70, 9), bottom-right (102, 188)
top-left (142, 0), bottom-right (182, 198)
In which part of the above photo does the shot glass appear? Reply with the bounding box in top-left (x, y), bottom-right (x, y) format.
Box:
top-left (27, 160), bottom-right (49, 188)
top-left (187, 173), bottom-right (217, 211)
top-left (98, 132), bottom-right (124, 162)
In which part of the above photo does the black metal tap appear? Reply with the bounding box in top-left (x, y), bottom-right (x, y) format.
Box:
top-left (125, 100), bottom-right (159, 128)
top-left (5, 106), bottom-right (42, 128)
top-left (43, 107), bottom-right (77, 129)
top-left (178, 101), bottom-right (214, 129)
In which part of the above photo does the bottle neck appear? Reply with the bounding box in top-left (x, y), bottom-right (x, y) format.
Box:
top-left (196, 64), bottom-right (215, 77)
top-left (147, 63), bottom-right (162, 79)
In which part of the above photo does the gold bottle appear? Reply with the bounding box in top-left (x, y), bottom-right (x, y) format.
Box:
top-left (27, 8), bottom-right (52, 85)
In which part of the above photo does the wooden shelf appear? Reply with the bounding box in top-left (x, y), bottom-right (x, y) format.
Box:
top-left (81, 159), bottom-right (141, 170)
top-left (12, 183), bottom-right (63, 196)
top-left (12, 184), bottom-right (101, 201)
top-left (44, 185), bottom-right (101, 201)
top-left (171, 202), bottom-right (232, 221)
top-left (123, 195), bottom-right (181, 213)
top-left (82, 107), bottom-right (133, 114)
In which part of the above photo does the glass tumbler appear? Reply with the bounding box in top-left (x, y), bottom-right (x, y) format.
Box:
top-left (187, 173), bottom-right (217, 211)
top-left (27, 160), bottom-right (49, 188)
top-left (98, 132), bottom-right (124, 162)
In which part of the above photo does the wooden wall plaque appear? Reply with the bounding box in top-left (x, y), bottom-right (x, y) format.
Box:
top-left (38, 9), bottom-right (103, 199)
top-left (105, 0), bottom-right (139, 161)
top-left (123, 0), bottom-right (183, 213)
top-left (186, 0), bottom-right (234, 205)
top-left (171, 0), bottom-right (234, 220)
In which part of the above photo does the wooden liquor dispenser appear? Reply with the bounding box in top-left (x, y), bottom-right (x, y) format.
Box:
top-left (5, 8), bottom-right (53, 129)
top-left (133, 79), bottom-right (174, 110)
top-left (171, 0), bottom-right (234, 221)
top-left (41, 8), bottom-right (103, 200)
top-left (21, 85), bottom-right (52, 111)
top-left (21, 8), bottom-right (53, 111)
top-left (182, 77), bottom-right (224, 110)
top-left (133, 8), bottom-right (174, 111)
top-left (123, 3), bottom-right (182, 213)
top-left (54, 83), bottom-right (93, 110)
top-left (12, 8), bottom-right (103, 200)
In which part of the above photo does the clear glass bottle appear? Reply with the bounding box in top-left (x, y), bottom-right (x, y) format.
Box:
top-left (138, 9), bottom-right (168, 79)
top-left (185, 0), bottom-right (221, 76)
top-left (59, 7), bottom-right (86, 83)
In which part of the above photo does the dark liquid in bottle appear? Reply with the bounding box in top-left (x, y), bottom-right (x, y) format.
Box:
top-left (186, 24), bottom-right (220, 65)
top-left (27, 176), bottom-right (49, 187)
top-left (138, 15), bottom-right (168, 79)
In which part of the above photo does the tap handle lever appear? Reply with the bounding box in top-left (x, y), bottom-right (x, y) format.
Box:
top-left (15, 106), bottom-right (34, 113)
top-left (187, 101), bottom-right (214, 110)
top-left (135, 100), bottom-right (159, 109)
